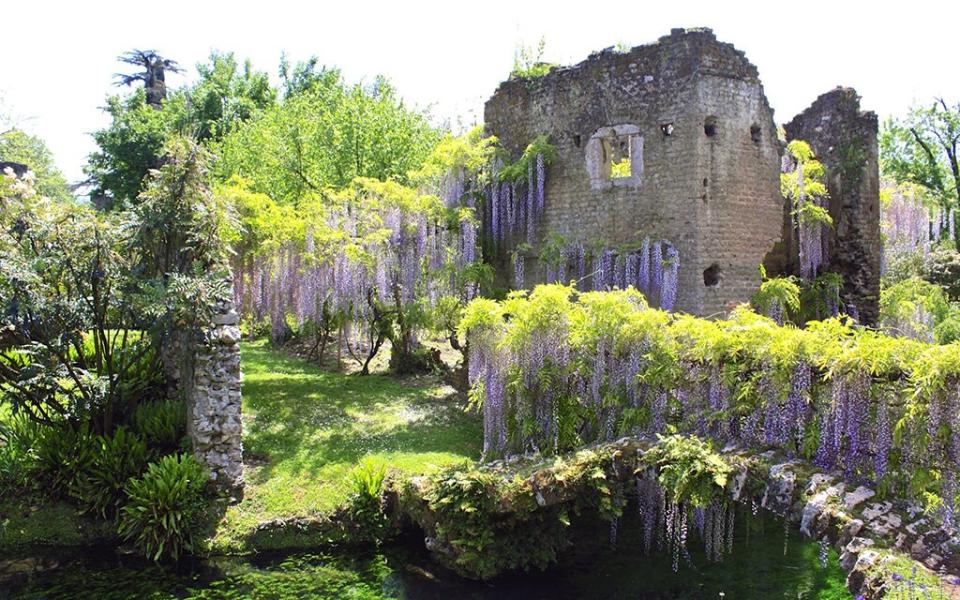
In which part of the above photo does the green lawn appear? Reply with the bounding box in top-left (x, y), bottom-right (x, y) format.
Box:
top-left (0, 498), bottom-right (113, 551)
top-left (209, 339), bottom-right (481, 552)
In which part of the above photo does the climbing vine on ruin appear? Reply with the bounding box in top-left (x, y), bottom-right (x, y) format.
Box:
top-left (533, 235), bottom-right (679, 310)
top-left (782, 140), bottom-right (832, 281)
top-left (460, 283), bottom-right (960, 525)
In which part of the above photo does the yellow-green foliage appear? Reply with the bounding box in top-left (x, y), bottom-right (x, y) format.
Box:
top-left (782, 140), bottom-right (832, 226)
top-left (464, 283), bottom-right (960, 397)
top-left (461, 284), bottom-right (960, 505)
top-left (496, 134), bottom-right (556, 183)
top-left (752, 268), bottom-right (802, 319)
top-left (610, 158), bottom-right (632, 179)
top-left (409, 126), bottom-right (498, 188)
top-left (880, 277), bottom-right (960, 344)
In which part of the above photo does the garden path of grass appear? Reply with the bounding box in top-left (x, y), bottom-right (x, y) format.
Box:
top-left (209, 339), bottom-right (481, 552)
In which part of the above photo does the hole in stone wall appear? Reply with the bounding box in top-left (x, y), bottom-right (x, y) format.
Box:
top-left (586, 125), bottom-right (643, 189)
top-left (704, 117), bottom-right (718, 137)
top-left (750, 124), bottom-right (762, 143)
top-left (702, 178), bottom-right (708, 187)
top-left (604, 135), bottom-right (635, 179)
top-left (573, 134), bottom-right (581, 148)
top-left (703, 264), bottom-right (721, 287)
top-left (661, 123), bottom-right (674, 136)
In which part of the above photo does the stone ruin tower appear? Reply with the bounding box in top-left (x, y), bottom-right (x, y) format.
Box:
top-left (484, 28), bottom-right (880, 322)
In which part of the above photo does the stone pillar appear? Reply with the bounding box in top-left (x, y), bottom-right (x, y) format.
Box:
top-left (784, 88), bottom-right (881, 325)
top-left (186, 299), bottom-right (244, 491)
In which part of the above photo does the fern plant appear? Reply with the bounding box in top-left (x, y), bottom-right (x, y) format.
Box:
top-left (346, 457), bottom-right (391, 543)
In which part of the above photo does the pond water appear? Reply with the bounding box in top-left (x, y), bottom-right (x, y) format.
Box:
top-left (1, 508), bottom-right (850, 599)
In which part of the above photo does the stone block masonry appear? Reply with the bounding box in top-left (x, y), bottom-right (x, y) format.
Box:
top-left (163, 298), bottom-right (244, 492)
top-left (485, 28), bottom-right (880, 321)
top-left (784, 88), bottom-right (882, 324)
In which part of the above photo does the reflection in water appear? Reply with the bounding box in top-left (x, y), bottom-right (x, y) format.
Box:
top-left (2, 507), bottom-right (850, 599)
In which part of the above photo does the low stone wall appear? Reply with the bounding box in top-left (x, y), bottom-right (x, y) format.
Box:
top-left (401, 436), bottom-right (960, 598)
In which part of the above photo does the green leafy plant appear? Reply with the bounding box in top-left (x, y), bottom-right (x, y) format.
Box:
top-left (416, 448), bottom-right (629, 580)
top-left (132, 399), bottom-right (187, 454)
top-left (496, 135), bottom-right (556, 183)
top-left (0, 413), bottom-right (40, 496)
top-left (752, 265), bottom-right (801, 323)
top-left (510, 38), bottom-right (557, 80)
top-left (349, 457), bottom-right (387, 500)
top-left (880, 277), bottom-right (958, 343)
top-left (922, 246), bottom-right (960, 300)
top-left (70, 427), bottom-right (148, 519)
top-left (118, 454), bottom-right (208, 561)
top-left (34, 424), bottom-right (99, 496)
top-left (640, 434), bottom-right (732, 507)
top-left (346, 458), bottom-right (391, 543)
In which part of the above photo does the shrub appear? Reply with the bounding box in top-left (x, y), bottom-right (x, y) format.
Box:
top-left (132, 399), bottom-right (187, 454)
top-left (879, 277), bottom-right (956, 342)
top-left (0, 414), bottom-right (40, 496)
top-left (923, 246), bottom-right (960, 300)
top-left (934, 315), bottom-right (960, 344)
top-left (118, 454), bottom-right (208, 561)
top-left (70, 427), bottom-right (148, 519)
top-left (34, 424), bottom-right (99, 496)
top-left (349, 457), bottom-right (386, 500)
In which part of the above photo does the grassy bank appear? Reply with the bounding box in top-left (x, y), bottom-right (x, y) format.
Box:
top-left (207, 339), bottom-right (481, 552)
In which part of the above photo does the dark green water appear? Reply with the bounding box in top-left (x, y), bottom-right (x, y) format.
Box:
top-left (1, 509), bottom-right (850, 600)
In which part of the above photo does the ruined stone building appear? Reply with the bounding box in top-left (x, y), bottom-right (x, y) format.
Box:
top-left (485, 28), bottom-right (880, 323)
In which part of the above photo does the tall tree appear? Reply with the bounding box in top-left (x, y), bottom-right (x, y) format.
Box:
top-left (216, 73), bottom-right (441, 204)
top-left (187, 51), bottom-right (275, 141)
top-left (86, 89), bottom-right (181, 209)
top-left (89, 52), bottom-right (275, 208)
top-left (114, 50), bottom-right (183, 108)
top-left (881, 98), bottom-right (960, 248)
top-left (0, 128), bottom-right (71, 201)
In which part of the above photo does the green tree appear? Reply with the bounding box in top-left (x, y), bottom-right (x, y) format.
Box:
top-left (86, 89), bottom-right (182, 209)
top-left (0, 128), bottom-right (71, 201)
top-left (278, 55), bottom-right (341, 99)
top-left (881, 99), bottom-right (960, 248)
top-left (114, 50), bottom-right (183, 108)
top-left (215, 74), bottom-right (441, 204)
top-left (187, 51), bottom-right (275, 142)
top-left (88, 52), bottom-right (275, 209)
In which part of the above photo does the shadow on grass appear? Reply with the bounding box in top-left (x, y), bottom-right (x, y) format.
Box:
top-left (240, 339), bottom-right (481, 486)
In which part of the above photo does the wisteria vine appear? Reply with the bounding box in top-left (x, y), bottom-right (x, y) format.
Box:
top-left (231, 178), bottom-right (483, 372)
top-left (531, 238), bottom-right (679, 310)
top-left (461, 284), bottom-right (960, 527)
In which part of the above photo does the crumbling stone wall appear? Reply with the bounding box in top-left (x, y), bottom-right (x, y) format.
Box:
top-left (164, 299), bottom-right (244, 491)
top-left (485, 29), bottom-right (881, 321)
top-left (784, 88), bottom-right (882, 324)
top-left (485, 28), bottom-right (784, 315)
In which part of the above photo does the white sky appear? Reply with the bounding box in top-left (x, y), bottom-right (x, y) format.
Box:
top-left (2, 0), bottom-right (958, 183)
